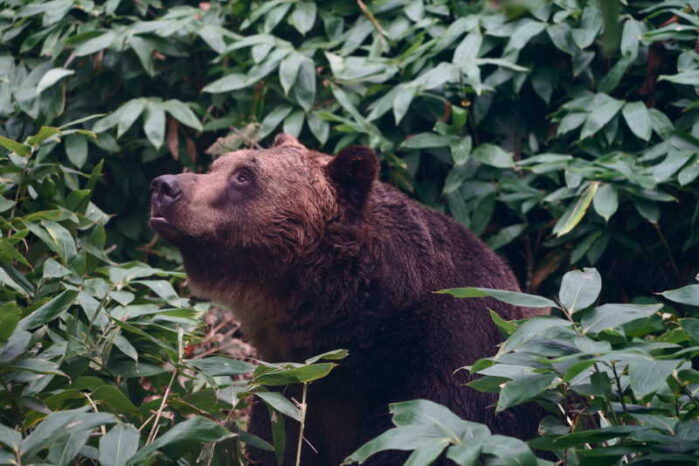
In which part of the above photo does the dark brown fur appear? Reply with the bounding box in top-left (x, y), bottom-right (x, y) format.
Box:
top-left (149, 134), bottom-right (542, 465)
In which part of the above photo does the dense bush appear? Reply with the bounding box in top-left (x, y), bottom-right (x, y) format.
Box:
top-left (1, 0), bottom-right (698, 296)
top-left (0, 127), bottom-right (349, 464)
top-left (345, 269), bottom-right (699, 465)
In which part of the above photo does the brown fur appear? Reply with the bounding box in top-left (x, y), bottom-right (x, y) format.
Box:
top-left (149, 134), bottom-right (543, 465)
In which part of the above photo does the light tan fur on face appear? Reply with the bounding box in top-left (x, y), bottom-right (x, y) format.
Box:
top-left (188, 278), bottom-right (295, 360)
top-left (171, 146), bottom-right (337, 251)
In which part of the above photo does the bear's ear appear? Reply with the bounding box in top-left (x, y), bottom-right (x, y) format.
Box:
top-left (326, 146), bottom-right (379, 212)
top-left (271, 133), bottom-right (306, 149)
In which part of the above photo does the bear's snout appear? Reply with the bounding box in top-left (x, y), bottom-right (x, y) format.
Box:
top-left (149, 174), bottom-right (183, 235)
top-left (151, 174), bottom-right (182, 206)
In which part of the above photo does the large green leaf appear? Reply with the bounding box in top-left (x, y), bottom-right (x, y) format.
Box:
top-left (660, 284), bottom-right (699, 306)
top-left (628, 359), bottom-right (682, 399)
top-left (125, 417), bottom-right (232, 465)
top-left (438, 287), bottom-right (558, 309)
top-left (254, 363), bottom-right (338, 386)
top-left (36, 68), bottom-right (74, 94)
top-left (581, 303), bottom-right (662, 334)
top-left (99, 424), bottom-right (140, 466)
top-left (622, 101), bottom-right (652, 141)
top-left (187, 357), bottom-right (255, 376)
top-left (497, 373), bottom-right (557, 412)
top-left (553, 182), bottom-right (599, 237)
top-left (559, 268), bottom-right (602, 313)
top-left (18, 289), bottom-right (78, 330)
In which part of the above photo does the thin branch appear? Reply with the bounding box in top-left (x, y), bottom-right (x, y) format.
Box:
top-left (146, 368), bottom-right (177, 444)
top-left (610, 362), bottom-right (627, 414)
top-left (294, 383), bottom-right (309, 466)
top-left (84, 393), bottom-right (107, 436)
top-left (652, 223), bottom-right (681, 283)
top-left (356, 0), bottom-right (387, 38)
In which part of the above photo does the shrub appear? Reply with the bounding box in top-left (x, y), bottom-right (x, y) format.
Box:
top-left (344, 268), bottom-right (699, 465)
top-left (0, 127), bottom-right (344, 465)
top-left (1, 0), bottom-right (697, 295)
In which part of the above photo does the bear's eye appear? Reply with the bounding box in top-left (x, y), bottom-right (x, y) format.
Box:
top-left (232, 169), bottom-right (253, 186)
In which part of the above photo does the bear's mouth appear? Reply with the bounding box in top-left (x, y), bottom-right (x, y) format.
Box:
top-left (148, 215), bottom-right (179, 236)
top-left (149, 201), bottom-right (181, 237)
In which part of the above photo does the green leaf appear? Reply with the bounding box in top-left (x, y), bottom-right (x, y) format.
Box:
top-left (125, 417), bottom-right (231, 465)
top-left (304, 348), bottom-right (349, 364)
top-left (36, 68), bottom-right (74, 94)
top-left (308, 112), bottom-right (329, 144)
top-left (21, 409), bottom-right (116, 457)
top-left (659, 70), bottom-right (699, 86)
top-left (187, 357), bottom-right (255, 376)
top-left (143, 102), bottom-right (166, 149)
top-left (26, 126), bottom-right (61, 146)
top-left (239, 431), bottom-right (275, 452)
top-left (0, 136), bottom-right (31, 156)
top-left (680, 318), bottom-right (699, 343)
top-left (129, 35), bottom-right (155, 76)
top-left (18, 289), bottom-right (78, 330)
top-left (92, 385), bottom-right (141, 419)
top-left (622, 101), bottom-right (652, 141)
top-left (660, 284), bottom-right (699, 306)
top-left (0, 302), bottom-right (21, 341)
top-left (486, 223), bottom-right (526, 250)
top-left (342, 425), bottom-right (441, 464)
top-left (0, 424), bottom-right (21, 451)
top-left (92, 99), bottom-right (146, 137)
top-left (202, 74), bottom-right (249, 93)
top-left (65, 133), bottom-right (88, 168)
top-left (256, 391), bottom-right (301, 421)
top-left (259, 105), bottom-right (293, 140)
top-left (559, 268), bottom-right (602, 313)
top-left (593, 183), bottom-right (618, 222)
top-left (400, 133), bottom-right (452, 149)
top-left (290, 2), bottom-right (317, 35)
top-left (620, 19), bottom-right (642, 58)
top-left (99, 424), bottom-right (139, 466)
top-left (438, 287), bottom-right (557, 309)
top-left (481, 435), bottom-right (537, 466)
top-left (283, 109), bottom-right (304, 136)
top-left (393, 85), bottom-right (416, 125)
top-left (291, 57), bottom-right (316, 112)
top-left (472, 143), bottom-right (514, 168)
top-left (580, 94), bottom-right (624, 140)
top-left (502, 317), bottom-right (571, 353)
top-left (163, 100), bottom-right (202, 131)
top-left (279, 52), bottom-right (303, 95)
top-left (628, 359), bottom-right (682, 399)
top-left (27, 220), bottom-right (77, 263)
top-left (581, 303), bottom-right (662, 334)
top-left (74, 31), bottom-right (116, 56)
top-left (553, 182), bottom-right (599, 237)
top-left (254, 363), bottom-right (337, 386)
top-left (497, 373), bottom-right (556, 412)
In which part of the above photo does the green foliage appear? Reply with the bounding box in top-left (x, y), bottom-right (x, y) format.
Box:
top-left (0, 127), bottom-right (344, 465)
top-left (0, 0), bottom-right (697, 294)
top-left (342, 399), bottom-right (537, 466)
top-left (350, 268), bottom-right (699, 465)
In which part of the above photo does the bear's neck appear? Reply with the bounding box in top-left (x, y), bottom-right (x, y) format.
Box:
top-left (180, 193), bottom-right (431, 361)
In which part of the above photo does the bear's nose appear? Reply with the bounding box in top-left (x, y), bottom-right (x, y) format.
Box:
top-left (151, 175), bottom-right (182, 206)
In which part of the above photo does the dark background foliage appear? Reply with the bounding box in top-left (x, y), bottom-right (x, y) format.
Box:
top-left (2, 0), bottom-right (698, 299)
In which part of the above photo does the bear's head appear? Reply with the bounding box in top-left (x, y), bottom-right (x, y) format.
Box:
top-left (149, 134), bottom-right (379, 272)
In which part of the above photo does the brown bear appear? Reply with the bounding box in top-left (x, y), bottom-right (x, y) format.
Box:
top-left (149, 134), bottom-right (542, 465)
